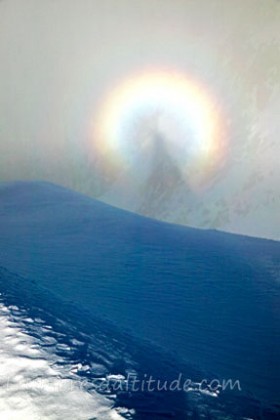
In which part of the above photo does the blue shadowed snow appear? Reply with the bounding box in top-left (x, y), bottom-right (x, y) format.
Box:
top-left (0, 181), bottom-right (279, 418)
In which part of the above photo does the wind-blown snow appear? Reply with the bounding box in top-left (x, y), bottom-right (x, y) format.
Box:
top-left (0, 301), bottom-right (123, 420)
top-left (0, 181), bottom-right (279, 418)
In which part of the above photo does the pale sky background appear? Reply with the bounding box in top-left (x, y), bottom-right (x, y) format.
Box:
top-left (0, 0), bottom-right (279, 239)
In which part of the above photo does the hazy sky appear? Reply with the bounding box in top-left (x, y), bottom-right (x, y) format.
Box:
top-left (0, 0), bottom-right (279, 238)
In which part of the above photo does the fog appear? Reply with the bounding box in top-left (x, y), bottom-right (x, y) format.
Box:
top-left (0, 0), bottom-right (279, 238)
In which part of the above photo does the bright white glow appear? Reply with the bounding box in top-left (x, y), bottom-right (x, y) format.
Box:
top-left (0, 303), bottom-right (124, 420)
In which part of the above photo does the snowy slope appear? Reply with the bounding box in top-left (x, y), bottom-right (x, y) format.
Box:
top-left (0, 181), bottom-right (279, 413)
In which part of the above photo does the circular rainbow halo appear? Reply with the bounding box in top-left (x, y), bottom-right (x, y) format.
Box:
top-left (91, 69), bottom-right (227, 190)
